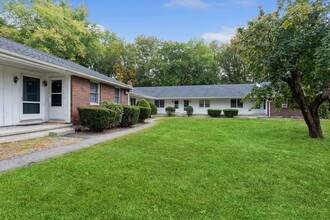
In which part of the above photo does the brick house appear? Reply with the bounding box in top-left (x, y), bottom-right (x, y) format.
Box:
top-left (0, 37), bottom-right (130, 126)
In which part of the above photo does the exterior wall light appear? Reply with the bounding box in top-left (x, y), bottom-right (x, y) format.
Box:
top-left (13, 76), bottom-right (19, 83)
top-left (43, 80), bottom-right (48, 86)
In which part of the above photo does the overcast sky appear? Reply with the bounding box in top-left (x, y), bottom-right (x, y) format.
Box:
top-left (69, 0), bottom-right (277, 43)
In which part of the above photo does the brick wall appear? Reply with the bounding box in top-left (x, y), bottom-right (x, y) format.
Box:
top-left (269, 103), bottom-right (303, 118)
top-left (71, 76), bottom-right (90, 125)
top-left (120, 89), bottom-right (128, 105)
top-left (70, 76), bottom-right (129, 125)
top-left (100, 83), bottom-right (115, 101)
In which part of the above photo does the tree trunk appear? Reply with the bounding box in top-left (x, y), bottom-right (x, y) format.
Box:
top-left (300, 106), bottom-right (323, 138)
top-left (285, 71), bottom-right (324, 138)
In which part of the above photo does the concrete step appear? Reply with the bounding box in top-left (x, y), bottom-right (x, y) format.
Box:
top-left (49, 127), bottom-right (75, 136)
top-left (0, 124), bottom-right (74, 144)
top-left (0, 124), bottom-right (73, 137)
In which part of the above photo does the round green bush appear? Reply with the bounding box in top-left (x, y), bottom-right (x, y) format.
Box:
top-left (149, 102), bottom-right (158, 115)
top-left (120, 106), bottom-right (140, 127)
top-left (137, 99), bottom-right (151, 108)
top-left (138, 107), bottom-right (151, 122)
top-left (78, 107), bottom-right (115, 131)
top-left (137, 99), bottom-right (151, 118)
top-left (165, 106), bottom-right (175, 116)
top-left (185, 106), bottom-right (193, 117)
top-left (223, 109), bottom-right (239, 118)
top-left (207, 109), bottom-right (222, 117)
top-left (101, 101), bottom-right (124, 128)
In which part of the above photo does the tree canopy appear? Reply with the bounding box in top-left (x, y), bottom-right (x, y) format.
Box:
top-left (236, 0), bottom-right (330, 138)
top-left (0, 0), bottom-right (251, 87)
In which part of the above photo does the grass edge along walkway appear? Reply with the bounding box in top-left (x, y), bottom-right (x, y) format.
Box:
top-left (0, 119), bottom-right (157, 173)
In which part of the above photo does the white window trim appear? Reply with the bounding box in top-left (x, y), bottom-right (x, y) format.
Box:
top-left (90, 81), bottom-right (100, 105)
top-left (155, 99), bottom-right (165, 108)
top-left (231, 99), bottom-right (243, 108)
top-left (199, 99), bottom-right (210, 108)
top-left (115, 88), bottom-right (120, 104)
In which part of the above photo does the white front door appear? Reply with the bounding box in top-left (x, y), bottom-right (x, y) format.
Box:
top-left (20, 75), bottom-right (42, 121)
top-left (49, 78), bottom-right (65, 121)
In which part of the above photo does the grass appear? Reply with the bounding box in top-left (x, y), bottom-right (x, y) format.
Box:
top-left (0, 118), bottom-right (329, 219)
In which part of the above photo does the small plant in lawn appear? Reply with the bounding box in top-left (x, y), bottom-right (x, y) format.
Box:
top-left (223, 109), bottom-right (239, 118)
top-left (185, 106), bottom-right (193, 117)
top-left (208, 109), bottom-right (222, 117)
top-left (78, 107), bottom-right (115, 131)
top-left (149, 102), bottom-right (158, 116)
top-left (165, 106), bottom-right (175, 116)
top-left (101, 101), bottom-right (124, 127)
top-left (120, 106), bottom-right (140, 127)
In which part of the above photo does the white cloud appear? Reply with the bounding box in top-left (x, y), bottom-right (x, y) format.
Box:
top-left (164, 0), bottom-right (210, 9)
top-left (201, 27), bottom-right (237, 43)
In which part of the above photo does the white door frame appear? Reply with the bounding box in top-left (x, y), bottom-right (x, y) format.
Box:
top-left (49, 77), bottom-right (66, 121)
top-left (20, 74), bottom-right (43, 121)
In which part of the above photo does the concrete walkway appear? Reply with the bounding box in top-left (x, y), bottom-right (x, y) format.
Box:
top-left (0, 119), bottom-right (157, 173)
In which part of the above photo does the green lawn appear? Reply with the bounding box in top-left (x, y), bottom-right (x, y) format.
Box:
top-left (0, 118), bottom-right (329, 219)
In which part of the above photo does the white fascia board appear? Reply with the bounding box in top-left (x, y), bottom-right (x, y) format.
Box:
top-left (0, 49), bottom-right (130, 89)
top-left (151, 97), bottom-right (246, 100)
top-left (130, 92), bottom-right (155, 100)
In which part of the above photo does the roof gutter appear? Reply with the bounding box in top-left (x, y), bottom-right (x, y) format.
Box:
top-left (130, 92), bottom-right (155, 100)
top-left (0, 49), bottom-right (131, 89)
top-left (129, 94), bottom-right (246, 100)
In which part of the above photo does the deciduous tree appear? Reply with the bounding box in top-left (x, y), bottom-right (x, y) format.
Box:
top-left (237, 0), bottom-right (330, 138)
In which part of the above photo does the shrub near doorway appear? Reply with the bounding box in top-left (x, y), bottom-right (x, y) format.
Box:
top-left (78, 107), bottom-right (115, 131)
top-left (165, 106), bottom-right (175, 116)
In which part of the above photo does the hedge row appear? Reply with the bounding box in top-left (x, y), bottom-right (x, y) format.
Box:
top-left (207, 109), bottom-right (222, 117)
top-left (207, 109), bottom-right (239, 118)
top-left (78, 107), bottom-right (115, 131)
top-left (120, 106), bottom-right (140, 127)
top-left (78, 104), bottom-right (142, 131)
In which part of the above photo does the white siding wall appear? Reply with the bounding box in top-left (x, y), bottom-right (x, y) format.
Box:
top-left (155, 98), bottom-right (266, 115)
top-left (0, 64), bottom-right (69, 126)
top-left (0, 65), bottom-right (4, 126)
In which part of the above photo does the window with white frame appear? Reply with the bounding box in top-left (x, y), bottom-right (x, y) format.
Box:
top-left (90, 82), bottom-right (99, 104)
top-left (199, 100), bottom-right (210, 108)
top-left (155, 100), bottom-right (165, 108)
top-left (230, 99), bottom-right (243, 108)
top-left (115, 88), bottom-right (120, 104)
top-left (174, 100), bottom-right (179, 109)
top-left (205, 100), bottom-right (210, 108)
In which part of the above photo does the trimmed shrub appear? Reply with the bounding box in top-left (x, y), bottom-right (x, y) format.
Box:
top-left (319, 102), bottom-right (330, 119)
top-left (137, 99), bottom-right (151, 120)
top-left (223, 109), bottom-right (239, 118)
top-left (149, 102), bottom-right (158, 115)
top-left (207, 109), bottom-right (222, 117)
top-left (138, 107), bottom-right (151, 123)
top-left (120, 106), bottom-right (140, 127)
top-left (165, 106), bottom-right (175, 116)
top-left (101, 101), bottom-right (124, 128)
top-left (137, 99), bottom-right (151, 108)
top-left (185, 106), bottom-right (194, 117)
top-left (78, 107), bottom-right (115, 131)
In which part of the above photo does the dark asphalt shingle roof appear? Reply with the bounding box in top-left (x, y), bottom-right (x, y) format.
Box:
top-left (0, 37), bottom-right (129, 88)
top-left (133, 84), bottom-right (256, 99)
